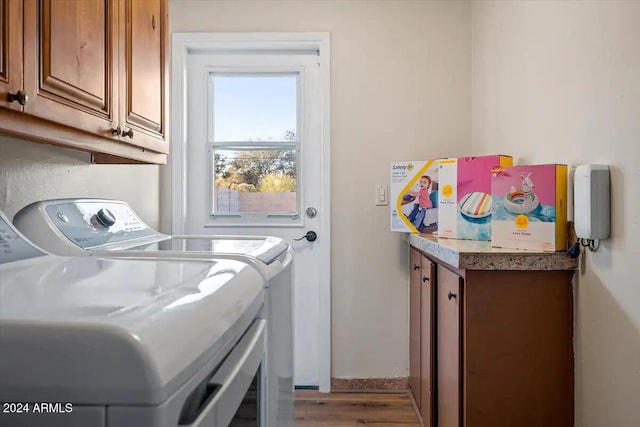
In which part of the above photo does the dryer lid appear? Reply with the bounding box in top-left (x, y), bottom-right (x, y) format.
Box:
top-left (127, 235), bottom-right (289, 265)
top-left (0, 256), bottom-right (264, 405)
top-left (13, 199), bottom-right (290, 264)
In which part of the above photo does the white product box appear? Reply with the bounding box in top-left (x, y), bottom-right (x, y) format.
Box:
top-left (390, 160), bottom-right (439, 233)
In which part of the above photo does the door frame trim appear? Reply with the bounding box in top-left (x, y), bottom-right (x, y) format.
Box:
top-left (170, 32), bottom-right (332, 392)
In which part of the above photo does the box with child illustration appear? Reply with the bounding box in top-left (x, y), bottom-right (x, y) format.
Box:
top-left (390, 160), bottom-right (439, 233)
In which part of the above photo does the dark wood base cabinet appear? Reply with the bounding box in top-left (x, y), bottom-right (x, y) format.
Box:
top-left (410, 248), bottom-right (436, 426)
top-left (409, 247), bottom-right (574, 427)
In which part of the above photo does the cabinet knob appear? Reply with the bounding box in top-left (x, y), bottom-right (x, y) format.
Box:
top-left (447, 291), bottom-right (457, 300)
top-left (112, 126), bottom-right (122, 136)
top-left (422, 276), bottom-right (429, 283)
top-left (7, 90), bottom-right (28, 106)
top-left (413, 264), bottom-right (420, 270)
top-left (122, 128), bottom-right (134, 139)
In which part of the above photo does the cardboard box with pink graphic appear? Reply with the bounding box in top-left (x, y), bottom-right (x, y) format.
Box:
top-left (491, 164), bottom-right (568, 251)
top-left (438, 155), bottom-right (513, 240)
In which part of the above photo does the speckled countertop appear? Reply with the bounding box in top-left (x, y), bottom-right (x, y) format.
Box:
top-left (409, 233), bottom-right (578, 271)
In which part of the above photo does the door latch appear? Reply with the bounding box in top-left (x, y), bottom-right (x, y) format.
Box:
top-left (294, 231), bottom-right (317, 242)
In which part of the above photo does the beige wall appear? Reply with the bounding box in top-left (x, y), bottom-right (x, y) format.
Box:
top-left (472, 1), bottom-right (640, 425)
top-left (0, 136), bottom-right (160, 228)
top-left (169, 0), bottom-right (472, 378)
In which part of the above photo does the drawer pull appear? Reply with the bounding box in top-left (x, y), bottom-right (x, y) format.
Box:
top-left (413, 264), bottom-right (420, 270)
top-left (122, 128), bottom-right (134, 139)
top-left (7, 90), bottom-right (28, 106)
top-left (447, 291), bottom-right (457, 300)
top-left (422, 276), bottom-right (429, 283)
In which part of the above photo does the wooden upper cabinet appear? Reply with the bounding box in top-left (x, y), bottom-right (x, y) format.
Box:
top-left (0, 0), bottom-right (24, 112)
top-left (118, 0), bottom-right (167, 153)
top-left (23, 0), bottom-right (119, 139)
top-left (0, 0), bottom-right (168, 163)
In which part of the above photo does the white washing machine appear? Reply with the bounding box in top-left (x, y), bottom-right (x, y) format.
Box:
top-left (0, 211), bottom-right (267, 427)
top-left (14, 198), bottom-right (294, 427)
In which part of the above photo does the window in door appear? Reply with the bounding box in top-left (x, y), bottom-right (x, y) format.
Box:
top-left (208, 73), bottom-right (300, 221)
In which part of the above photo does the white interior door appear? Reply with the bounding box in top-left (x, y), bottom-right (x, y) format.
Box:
top-left (182, 46), bottom-right (328, 388)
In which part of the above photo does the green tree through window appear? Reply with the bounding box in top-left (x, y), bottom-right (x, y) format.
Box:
top-left (215, 130), bottom-right (296, 192)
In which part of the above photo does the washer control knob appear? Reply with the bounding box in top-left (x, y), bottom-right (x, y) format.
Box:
top-left (95, 208), bottom-right (116, 228)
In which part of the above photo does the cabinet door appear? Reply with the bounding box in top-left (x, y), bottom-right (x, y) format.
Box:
top-left (438, 265), bottom-right (463, 427)
top-left (0, 0), bottom-right (23, 112)
top-left (420, 255), bottom-right (435, 427)
top-left (23, 0), bottom-right (119, 138)
top-left (118, 0), bottom-right (167, 153)
top-left (409, 247), bottom-right (422, 408)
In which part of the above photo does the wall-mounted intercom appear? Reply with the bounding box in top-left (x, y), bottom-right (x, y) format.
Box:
top-left (573, 164), bottom-right (610, 252)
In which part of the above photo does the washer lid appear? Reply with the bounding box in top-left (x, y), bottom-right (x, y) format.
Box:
top-left (128, 235), bottom-right (289, 265)
top-left (0, 256), bottom-right (264, 405)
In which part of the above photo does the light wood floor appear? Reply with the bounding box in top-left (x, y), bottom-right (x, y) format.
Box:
top-left (295, 390), bottom-right (420, 426)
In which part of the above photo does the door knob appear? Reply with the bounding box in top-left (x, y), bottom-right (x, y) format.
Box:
top-left (7, 90), bottom-right (28, 105)
top-left (413, 264), bottom-right (420, 270)
top-left (294, 231), bottom-right (317, 242)
top-left (122, 128), bottom-right (134, 138)
top-left (112, 126), bottom-right (122, 136)
top-left (447, 291), bottom-right (457, 300)
top-left (423, 276), bottom-right (430, 283)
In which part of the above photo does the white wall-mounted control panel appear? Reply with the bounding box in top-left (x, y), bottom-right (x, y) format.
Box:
top-left (574, 164), bottom-right (610, 240)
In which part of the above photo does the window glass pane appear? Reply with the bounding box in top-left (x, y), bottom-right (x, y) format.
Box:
top-left (213, 149), bottom-right (297, 214)
top-left (213, 75), bottom-right (297, 142)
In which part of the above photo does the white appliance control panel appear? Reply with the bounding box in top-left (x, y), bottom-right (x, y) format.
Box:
top-left (0, 213), bottom-right (46, 264)
top-left (41, 200), bottom-right (160, 249)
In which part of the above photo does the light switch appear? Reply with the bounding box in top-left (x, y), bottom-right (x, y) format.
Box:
top-left (375, 185), bottom-right (388, 206)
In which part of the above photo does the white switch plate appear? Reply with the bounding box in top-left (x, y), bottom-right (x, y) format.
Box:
top-left (375, 185), bottom-right (388, 206)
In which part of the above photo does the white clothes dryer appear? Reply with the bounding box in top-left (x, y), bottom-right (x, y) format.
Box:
top-left (0, 211), bottom-right (266, 427)
top-left (14, 198), bottom-right (294, 427)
